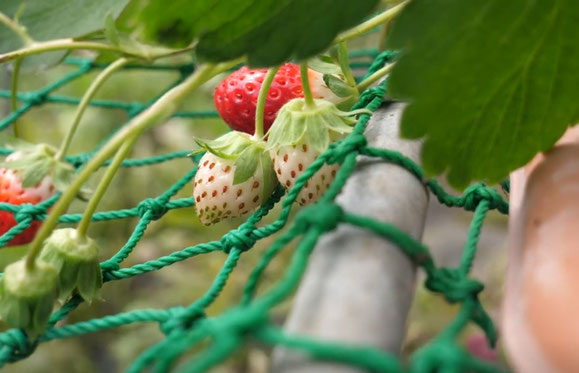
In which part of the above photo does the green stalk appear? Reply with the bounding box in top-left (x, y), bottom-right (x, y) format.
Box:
top-left (356, 63), bottom-right (394, 92)
top-left (11, 58), bottom-right (22, 138)
top-left (333, 0), bottom-right (409, 44)
top-left (55, 58), bottom-right (131, 162)
top-left (299, 63), bottom-right (316, 109)
top-left (0, 38), bottom-right (194, 64)
top-left (24, 60), bottom-right (241, 270)
top-left (337, 42), bottom-right (357, 88)
top-left (76, 137), bottom-right (137, 237)
top-left (254, 66), bottom-right (280, 138)
top-left (0, 12), bottom-right (33, 44)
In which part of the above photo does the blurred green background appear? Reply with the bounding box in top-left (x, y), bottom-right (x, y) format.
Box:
top-left (0, 33), bottom-right (508, 372)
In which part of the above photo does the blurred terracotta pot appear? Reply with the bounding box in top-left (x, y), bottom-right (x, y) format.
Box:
top-left (504, 126), bottom-right (579, 373)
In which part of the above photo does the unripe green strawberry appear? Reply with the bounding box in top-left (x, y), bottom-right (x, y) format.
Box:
top-left (39, 228), bottom-right (102, 302)
top-left (0, 259), bottom-right (58, 338)
top-left (192, 132), bottom-right (277, 225)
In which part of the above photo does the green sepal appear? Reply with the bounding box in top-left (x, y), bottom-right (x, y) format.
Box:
top-left (38, 228), bottom-right (102, 302)
top-left (259, 153), bottom-right (278, 202)
top-left (265, 98), bottom-right (357, 153)
top-left (308, 56), bottom-right (342, 75)
top-left (233, 146), bottom-right (261, 185)
top-left (323, 74), bottom-right (358, 98)
top-left (0, 142), bottom-right (83, 196)
top-left (0, 259), bottom-right (59, 338)
top-left (192, 131), bottom-right (255, 161)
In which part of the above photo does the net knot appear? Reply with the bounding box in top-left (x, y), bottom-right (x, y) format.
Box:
top-left (20, 91), bottom-right (48, 106)
top-left (159, 307), bottom-right (205, 336)
top-left (425, 268), bottom-right (484, 303)
top-left (0, 329), bottom-right (37, 362)
top-left (69, 153), bottom-right (92, 168)
top-left (295, 202), bottom-right (343, 233)
top-left (462, 184), bottom-right (506, 211)
top-left (352, 85), bottom-right (386, 109)
top-left (15, 204), bottom-right (44, 223)
top-left (126, 102), bottom-right (146, 117)
top-left (327, 135), bottom-right (367, 165)
top-left (137, 198), bottom-right (168, 220)
top-left (221, 229), bottom-right (255, 254)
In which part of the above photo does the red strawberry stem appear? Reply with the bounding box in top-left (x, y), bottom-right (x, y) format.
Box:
top-left (76, 137), bottom-right (137, 237)
top-left (10, 58), bottom-right (22, 138)
top-left (254, 66), bottom-right (280, 138)
top-left (24, 60), bottom-right (241, 270)
top-left (300, 63), bottom-right (316, 109)
top-left (55, 58), bottom-right (131, 162)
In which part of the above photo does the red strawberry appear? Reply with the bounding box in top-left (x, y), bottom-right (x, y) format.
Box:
top-left (0, 153), bottom-right (55, 246)
top-left (193, 132), bottom-right (276, 225)
top-left (271, 140), bottom-right (340, 206)
top-left (214, 63), bottom-right (337, 135)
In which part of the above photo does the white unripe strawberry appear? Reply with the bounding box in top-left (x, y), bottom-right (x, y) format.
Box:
top-left (266, 98), bottom-right (363, 205)
top-left (192, 132), bottom-right (276, 225)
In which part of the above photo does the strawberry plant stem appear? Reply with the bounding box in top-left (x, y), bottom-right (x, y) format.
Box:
top-left (254, 66), bottom-right (280, 138)
top-left (356, 63), bottom-right (394, 92)
top-left (56, 58), bottom-right (131, 162)
top-left (0, 12), bottom-right (33, 44)
top-left (300, 63), bottom-right (315, 109)
top-left (0, 38), bottom-right (194, 64)
top-left (24, 59), bottom-right (241, 270)
top-left (76, 137), bottom-right (137, 237)
top-left (337, 42), bottom-right (359, 101)
top-left (334, 0), bottom-right (408, 44)
top-left (11, 58), bottom-right (22, 139)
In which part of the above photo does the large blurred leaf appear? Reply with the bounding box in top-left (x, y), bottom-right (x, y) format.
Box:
top-left (387, 0), bottom-right (579, 189)
top-left (139, 0), bottom-right (380, 66)
top-left (0, 0), bottom-right (130, 67)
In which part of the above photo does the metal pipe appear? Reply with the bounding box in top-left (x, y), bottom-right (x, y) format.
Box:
top-left (272, 102), bottom-right (428, 372)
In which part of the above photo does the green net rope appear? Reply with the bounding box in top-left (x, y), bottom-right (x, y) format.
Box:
top-left (0, 49), bottom-right (509, 372)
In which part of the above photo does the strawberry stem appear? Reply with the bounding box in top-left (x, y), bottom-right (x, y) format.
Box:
top-left (300, 63), bottom-right (316, 109)
top-left (356, 63), bottom-right (395, 92)
top-left (0, 38), bottom-right (195, 64)
top-left (337, 42), bottom-right (359, 101)
top-left (10, 58), bottom-right (22, 139)
top-left (56, 58), bottom-right (131, 162)
top-left (77, 137), bottom-right (137, 237)
top-left (24, 59), bottom-right (241, 270)
top-left (255, 66), bottom-right (280, 138)
top-left (333, 0), bottom-right (409, 44)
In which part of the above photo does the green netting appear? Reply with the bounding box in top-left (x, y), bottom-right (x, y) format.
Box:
top-left (0, 49), bottom-right (509, 372)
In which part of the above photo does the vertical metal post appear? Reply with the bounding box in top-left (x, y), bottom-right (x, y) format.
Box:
top-left (272, 102), bottom-right (428, 372)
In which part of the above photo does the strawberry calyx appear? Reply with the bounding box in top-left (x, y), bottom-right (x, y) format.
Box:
top-left (192, 131), bottom-right (277, 202)
top-left (39, 228), bottom-right (102, 303)
top-left (0, 138), bottom-right (87, 199)
top-left (265, 98), bottom-right (367, 154)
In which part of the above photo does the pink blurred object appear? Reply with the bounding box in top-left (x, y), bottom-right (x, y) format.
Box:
top-left (466, 333), bottom-right (499, 362)
top-left (503, 126), bottom-right (579, 373)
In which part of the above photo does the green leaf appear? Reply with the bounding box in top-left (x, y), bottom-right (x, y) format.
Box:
top-left (0, 0), bottom-right (131, 65)
top-left (233, 146), bottom-right (260, 185)
top-left (139, 0), bottom-right (380, 66)
top-left (386, 0), bottom-right (579, 189)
